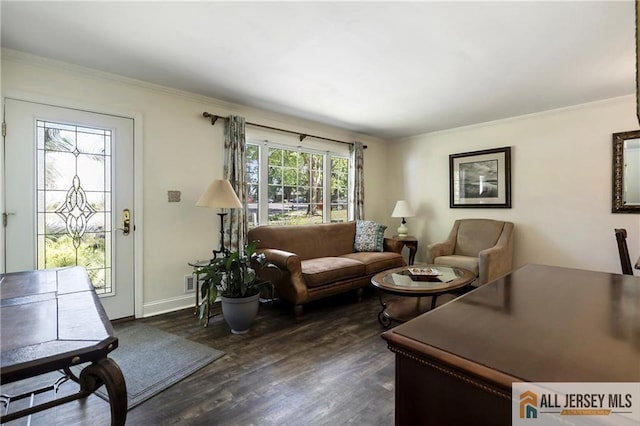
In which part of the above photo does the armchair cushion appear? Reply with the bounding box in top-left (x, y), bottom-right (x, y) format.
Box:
top-left (433, 255), bottom-right (479, 277)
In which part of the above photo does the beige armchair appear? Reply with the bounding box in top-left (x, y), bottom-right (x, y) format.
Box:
top-left (426, 219), bottom-right (514, 286)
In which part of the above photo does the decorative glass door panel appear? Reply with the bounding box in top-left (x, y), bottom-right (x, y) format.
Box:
top-left (5, 98), bottom-right (135, 319)
top-left (36, 121), bottom-right (113, 294)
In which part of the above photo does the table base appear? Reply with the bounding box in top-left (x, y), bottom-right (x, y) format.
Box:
top-left (1, 359), bottom-right (126, 425)
top-left (378, 296), bottom-right (435, 328)
top-left (377, 286), bottom-right (474, 328)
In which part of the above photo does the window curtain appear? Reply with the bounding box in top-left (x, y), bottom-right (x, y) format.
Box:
top-left (350, 141), bottom-right (365, 220)
top-left (224, 115), bottom-right (248, 251)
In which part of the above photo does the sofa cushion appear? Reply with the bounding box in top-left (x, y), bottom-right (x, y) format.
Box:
top-left (301, 257), bottom-right (366, 288)
top-left (341, 252), bottom-right (405, 275)
top-left (354, 220), bottom-right (387, 252)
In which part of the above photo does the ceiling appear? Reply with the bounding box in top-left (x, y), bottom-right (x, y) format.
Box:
top-left (1, 1), bottom-right (635, 140)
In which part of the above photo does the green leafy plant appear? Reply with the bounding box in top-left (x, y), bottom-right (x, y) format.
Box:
top-left (197, 240), bottom-right (279, 322)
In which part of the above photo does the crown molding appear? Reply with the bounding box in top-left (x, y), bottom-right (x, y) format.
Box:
top-left (1, 48), bottom-right (385, 145)
top-left (397, 94), bottom-right (636, 142)
top-left (1, 47), bottom-right (239, 110)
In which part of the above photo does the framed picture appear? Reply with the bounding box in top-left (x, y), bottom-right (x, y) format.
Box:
top-left (449, 146), bottom-right (511, 208)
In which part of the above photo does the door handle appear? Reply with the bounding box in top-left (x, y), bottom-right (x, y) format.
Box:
top-left (117, 209), bottom-right (131, 236)
top-left (2, 212), bottom-right (16, 227)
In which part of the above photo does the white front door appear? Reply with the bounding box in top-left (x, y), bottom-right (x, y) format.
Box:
top-left (4, 98), bottom-right (135, 319)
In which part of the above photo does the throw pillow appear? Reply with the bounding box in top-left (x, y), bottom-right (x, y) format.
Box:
top-left (354, 220), bottom-right (387, 252)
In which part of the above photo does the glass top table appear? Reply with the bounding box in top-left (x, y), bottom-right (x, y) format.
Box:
top-left (371, 264), bottom-right (475, 327)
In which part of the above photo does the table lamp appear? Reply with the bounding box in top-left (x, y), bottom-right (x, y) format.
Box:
top-left (196, 179), bottom-right (243, 259)
top-left (391, 200), bottom-right (415, 237)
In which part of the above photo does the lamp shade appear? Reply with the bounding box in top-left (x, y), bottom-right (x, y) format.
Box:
top-left (391, 200), bottom-right (414, 218)
top-left (196, 179), bottom-right (243, 209)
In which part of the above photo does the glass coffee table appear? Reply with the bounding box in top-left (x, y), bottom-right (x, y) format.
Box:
top-left (371, 264), bottom-right (475, 327)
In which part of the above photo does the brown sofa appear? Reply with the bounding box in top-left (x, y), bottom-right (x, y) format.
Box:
top-left (247, 221), bottom-right (405, 317)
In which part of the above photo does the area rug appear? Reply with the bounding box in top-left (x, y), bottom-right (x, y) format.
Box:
top-left (75, 322), bottom-right (224, 409)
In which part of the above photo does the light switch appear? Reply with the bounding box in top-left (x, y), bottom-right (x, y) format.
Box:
top-left (168, 190), bottom-right (181, 202)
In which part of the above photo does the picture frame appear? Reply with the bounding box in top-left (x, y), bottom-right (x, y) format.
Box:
top-left (449, 146), bottom-right (512, 208)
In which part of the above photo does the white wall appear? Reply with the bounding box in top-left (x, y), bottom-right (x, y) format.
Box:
top-left (390, 96), bottom-right (640, 276)
top-left (0, 49), bottom-right (389, 316)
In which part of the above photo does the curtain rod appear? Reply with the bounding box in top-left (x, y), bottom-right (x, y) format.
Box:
top-left (202, 112), bottom-right (367, 149)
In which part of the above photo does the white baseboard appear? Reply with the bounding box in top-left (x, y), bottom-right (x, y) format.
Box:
top-left (142, 294), bottom-right (195, 318)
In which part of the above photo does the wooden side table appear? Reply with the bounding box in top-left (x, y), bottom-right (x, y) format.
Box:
top-left (188, 260), bottom-right (221, 327)
top-left (392, 235), bottom-right (418, 265)
top-left (188, 260), bottom-right (209, 315)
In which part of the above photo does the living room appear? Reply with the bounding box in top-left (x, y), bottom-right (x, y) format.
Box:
top-left (2, 2), bottom-right (638, 319)
top-left (1, 1), bottom-right (639, 424)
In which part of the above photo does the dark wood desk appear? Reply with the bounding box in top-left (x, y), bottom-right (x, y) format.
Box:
top-left (1, 267), bottom-right (127, 425)
top-left (382, 264), bottom-right (640, 426)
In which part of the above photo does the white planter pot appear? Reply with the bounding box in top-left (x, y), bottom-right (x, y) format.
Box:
top-left (221, 293), bottom-right (260, 334)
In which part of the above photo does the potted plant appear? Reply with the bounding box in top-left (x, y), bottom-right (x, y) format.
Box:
top-left (197, 240), bottom-right (278, 334)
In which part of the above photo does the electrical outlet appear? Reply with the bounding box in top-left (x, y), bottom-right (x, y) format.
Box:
top-left (184, 274), bottom-right (195, 293)
top-left (168, 190), bottom-right (181, 202)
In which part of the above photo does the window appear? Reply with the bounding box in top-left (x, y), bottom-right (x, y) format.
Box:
top-left (330, 156), bottom-right (349, 222)
top-left (36, 120), bottom-right (112, 293)
top-left (246, 141), bottom-right (350, 227)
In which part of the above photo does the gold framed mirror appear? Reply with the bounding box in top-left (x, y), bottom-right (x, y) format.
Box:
top-left (612, 130), bottom-right (640, 213)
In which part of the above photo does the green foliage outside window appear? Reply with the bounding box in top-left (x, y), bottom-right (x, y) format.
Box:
top-left (247, 143), bottom-right (350, 226)
top-left (44, 233), bottom-right (108, 289)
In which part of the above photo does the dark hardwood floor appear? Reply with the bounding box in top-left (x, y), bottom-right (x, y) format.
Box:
top-left (4, 289), bottom-right (401, 425)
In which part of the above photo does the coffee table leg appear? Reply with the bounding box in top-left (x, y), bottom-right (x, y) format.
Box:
top-left (430, 295), bottom-right (439, 310)
top-left (378, 295), bottom-right (392, 328)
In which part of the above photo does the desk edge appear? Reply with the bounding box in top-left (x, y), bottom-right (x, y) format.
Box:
top-left (382, 329), bottom-right (517, 398)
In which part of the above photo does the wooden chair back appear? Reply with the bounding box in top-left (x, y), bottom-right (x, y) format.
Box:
top-left (614, 228), bottom-right (634, 275)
